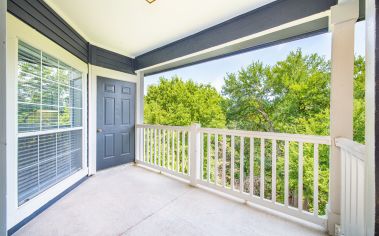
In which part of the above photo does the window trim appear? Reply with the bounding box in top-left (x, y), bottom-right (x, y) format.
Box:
top-left (6, 13), bottom-right (88, 230)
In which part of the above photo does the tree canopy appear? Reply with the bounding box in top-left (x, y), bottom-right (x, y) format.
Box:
top-left (144, 49), bottom-right (366, 215)
top-left (144, 76), bottom-right (226, 128)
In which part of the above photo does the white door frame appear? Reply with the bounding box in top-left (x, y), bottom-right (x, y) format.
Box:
top-left (88, 65), bottom-right (139, 175)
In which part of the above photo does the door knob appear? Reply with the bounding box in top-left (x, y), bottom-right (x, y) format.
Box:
top-left (97, 128), bottom-right (103, 133)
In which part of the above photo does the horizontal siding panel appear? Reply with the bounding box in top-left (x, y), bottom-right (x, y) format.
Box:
top-left (33, 0), bottom-right (88, 50)
top-left (97, 55), bottom-right (133, 71)
top-left (97, 54), bottom-right (133, 69)
top-left (89, 45), bottom-right (134, 74)
top-left (15, 0), bottom-right (87, 56)
top-left (8, 0), bottom-right (88, 62)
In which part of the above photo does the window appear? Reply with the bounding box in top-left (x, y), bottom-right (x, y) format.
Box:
top-left (17, 41), bottom-right (84, 205)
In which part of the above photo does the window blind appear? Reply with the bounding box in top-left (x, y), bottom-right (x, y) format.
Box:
top-left (17, 41), bottom-right (84, 205)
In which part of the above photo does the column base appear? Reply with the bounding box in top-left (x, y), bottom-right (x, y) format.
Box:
top-left (327, 205), bottom-right (341, 236)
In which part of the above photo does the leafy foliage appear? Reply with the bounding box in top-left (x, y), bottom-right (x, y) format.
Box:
top-left (145, 76), bottom-right (226, 128)
top-left (144, 50), bottom-right (365, 216)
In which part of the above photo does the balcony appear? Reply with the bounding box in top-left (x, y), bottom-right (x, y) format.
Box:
top-left (1, 0), bottom-right (375, 235)
top-left (14, 124), bottom-right (365, 235)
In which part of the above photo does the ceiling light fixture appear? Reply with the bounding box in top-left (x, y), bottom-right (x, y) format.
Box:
top-left (146, 0), bottom-right (156, 3)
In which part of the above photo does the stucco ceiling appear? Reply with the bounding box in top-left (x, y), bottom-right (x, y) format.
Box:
top-left (44, 0), bottom-right (276, 58)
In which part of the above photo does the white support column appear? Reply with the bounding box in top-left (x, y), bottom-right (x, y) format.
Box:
top-left (136, 72), bottom-right (144, 162)
top-left (189, 123), bottom-right (201, 186)
top-left (328, 1), bottom-right (358, 234)
top-left (0, 0), bottom-right (6, 235)
top-left (364, 0), bottom-right (376, 234)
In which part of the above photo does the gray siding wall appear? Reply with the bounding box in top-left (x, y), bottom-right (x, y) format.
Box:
top-left (7, 0), bottom-right (135, 74)
top-left (89, 45), bottom-right (135, 74)
top-left (7, 0), bottom-right (88, 62)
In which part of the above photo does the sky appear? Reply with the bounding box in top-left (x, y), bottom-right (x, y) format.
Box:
top-left (145, 21), bottom-right (365, 94)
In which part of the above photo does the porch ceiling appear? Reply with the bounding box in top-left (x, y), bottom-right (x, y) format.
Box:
top-left (43, 0), bottom-right (276, 58)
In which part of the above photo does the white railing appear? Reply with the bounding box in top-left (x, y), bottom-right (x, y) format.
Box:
top-left (136, 124), bottom-right (331, 227)
top-left (136, 124), bottom-right (192, 180)
top-left (336, 138), bottom-right (366, 236)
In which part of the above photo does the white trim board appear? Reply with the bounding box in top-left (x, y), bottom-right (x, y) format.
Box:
top-left (6, 13), bottom-right (88, 229)
top-left (88, 65), bottom-right (139, 175)
top-left (0, 0), bottom-right (7, 235)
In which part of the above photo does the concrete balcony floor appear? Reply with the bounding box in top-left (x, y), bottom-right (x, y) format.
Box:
top-left (15, 165), bottom-right (327, 236)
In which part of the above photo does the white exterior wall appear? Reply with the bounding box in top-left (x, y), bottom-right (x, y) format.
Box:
top-left (0, 0), bottom-right (7, 235)
top-left (364, 0), bottom-right (376, 234)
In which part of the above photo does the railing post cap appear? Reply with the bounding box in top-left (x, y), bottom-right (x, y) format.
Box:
top-left (191, 123), bottom-right (201, 128)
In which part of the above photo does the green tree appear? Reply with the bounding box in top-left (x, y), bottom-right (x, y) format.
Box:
top-left (222, 49), bottom-right (330, 136)
top-left (144, 50), bottom-right (366, 216)
top-left (353, 56), bottom-right (365, 143)
top-left (221, 49), bottom-right (365, 215)
top-left (144, 76), bottom-right (226, 128)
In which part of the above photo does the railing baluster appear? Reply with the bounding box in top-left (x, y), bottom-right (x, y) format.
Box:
top-left (231, 135), bottom-right (235, 190)
top-left (351, 157), bottom-right (358, 235)
top-left (149, 129), bottom-right (154, 164)
top-left (240, 137), bottom-right (244, 192)
top-left (272, 139), bottom-right (276, 202)
top-left (154, 129), bottom-right (157, 165)
top-left (158, 129), bottom-right (161, 166)
top-left (207, 133), bottom-right (211, 182)
top-left (284, 141), bottom-right (289, 207)
top-left (214, 134), bottom-right (218, 185)
top-left (200, 132), bottom-right (203, 179)
top-left (144, 128), bottom-right (147, 162)
top-left (167, 130), bottom-right (170, 168)
top-left (222, 134), bottom-right (226, 187)
top-left (177, 130), bottom-right (180, 172)
top-left (145, 128), bottom-right (149, 163)
top-left (313, 144), bottom-right (319, 216)
top-left (346, 152), bottom-right (351, 231)
top-left (260, 138), bottom-right (265, 199)
top-left (182, 131), bottom-right (185, 173)
top-left (187, 131), bottom-right (192, 174)
top-left (298, 142), bottom-right (303, 211)
top-left (149, 128), bottom-right (151, 163)
top-left (163, 130), bottom-right (166, 168)
top-left (341, 150), bottom-right (346, 234)
top-left (172, 130), bottom-right (175, 170)
top-left (250, 137), bottom-right (254, 197)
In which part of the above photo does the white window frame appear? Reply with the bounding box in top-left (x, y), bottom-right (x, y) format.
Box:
top-left (6, 13), bottom-right (88, 229)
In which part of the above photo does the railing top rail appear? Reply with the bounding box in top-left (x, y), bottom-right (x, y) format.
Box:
top-left (136, 124), bottom-right (331, 144)
top-left (335, 138), bottom-right (366, 161)
top-left (136, 124), bottom-right (191, 131)
top-left (199, 127), bottom-right (331, 145)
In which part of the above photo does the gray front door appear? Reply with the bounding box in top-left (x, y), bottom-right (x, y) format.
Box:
top-left (97, 76), bottom-right (135, 171)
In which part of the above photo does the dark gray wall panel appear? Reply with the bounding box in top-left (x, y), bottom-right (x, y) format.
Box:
top-left (7, 0), bottom-right (135, 74)
top-left (7, 0), bottom-right (88, 62)
top-left (89, 45), bottom-right (135, 75)
top-left (135, 0), bottom-right (337, 70)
